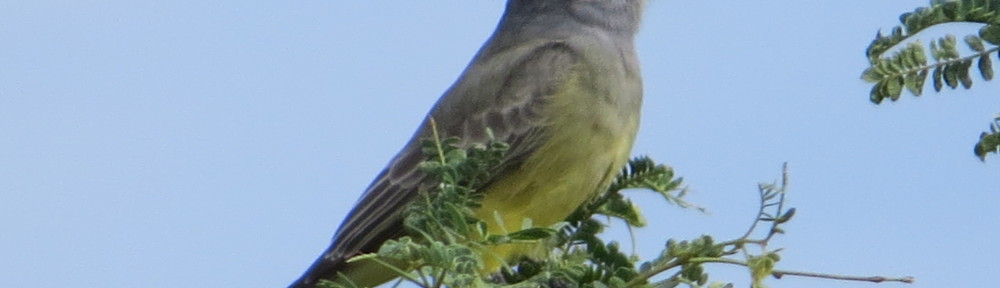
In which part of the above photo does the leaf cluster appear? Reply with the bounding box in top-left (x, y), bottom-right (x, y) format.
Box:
top-left (863, 0), bottom-right (1000, 103)
top-left (863, 0), bottom-right (1000, 160)
top-left (568, 157), bottom-right (689, 230)
top-left (405, 130), bottom-right (511, 244)
top-left (974, 115), bottom-right (1000, 160)
top-left (535, 157), bottom-right (691, 287)
top-left (629, 167), bottom-right (795, 288)
top-left (321, 130), bottom-right (918, 288)
top-left (345, 134), bottom-right (810, 288)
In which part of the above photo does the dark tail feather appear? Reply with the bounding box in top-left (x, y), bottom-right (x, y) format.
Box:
top-left (288, 255), bottom-right (339, 288)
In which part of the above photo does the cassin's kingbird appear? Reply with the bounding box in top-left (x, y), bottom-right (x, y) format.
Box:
top-left (291, 0), bottom-right (645, 286)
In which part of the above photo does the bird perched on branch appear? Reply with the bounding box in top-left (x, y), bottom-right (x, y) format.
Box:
top-left (291, 0), bottom-right (646, 286)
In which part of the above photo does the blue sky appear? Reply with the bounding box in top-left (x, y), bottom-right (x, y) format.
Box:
top-left (2, 1), bottom-right (998, 287)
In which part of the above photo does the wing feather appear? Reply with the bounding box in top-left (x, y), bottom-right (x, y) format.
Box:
top-left (294, 40), bottom-right (581, 285)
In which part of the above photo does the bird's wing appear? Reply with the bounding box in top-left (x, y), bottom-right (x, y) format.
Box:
top-left (294, 40), bottom-right (582, 285)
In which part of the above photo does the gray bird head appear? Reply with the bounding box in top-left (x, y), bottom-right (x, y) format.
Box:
top-left (503, 0), bottom-right (646, 35)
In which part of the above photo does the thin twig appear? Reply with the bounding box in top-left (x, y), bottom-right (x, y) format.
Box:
top-left (428, 117), bottom-right (447, 166)
top-left (415, 268), bottom-right (431, 288)
top-left (433, 268), bottom-right (447, 288)
top-left (737, 186), bottom-right (768, 242)
top-left (689, 257), bottom-right (915, 284)
top-left (625, 258), bottom-right (683, 287)
top-left (762, 163), bottom-right (789, 244)
top-left (772, 269), bottom-right (915, 284)
top-left (876, 45), bottom-right (1000, 80)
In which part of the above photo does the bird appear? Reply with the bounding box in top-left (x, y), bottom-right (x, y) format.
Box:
top-left (291, 0), bottom-right (646, 286)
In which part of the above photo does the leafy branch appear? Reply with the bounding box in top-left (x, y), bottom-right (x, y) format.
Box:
top-left (322, 126), bottom-right (910, 287)
top-left (862, 0), bottom-right (1000, 160)
top-left (627, 164), bottom-right (912, 288)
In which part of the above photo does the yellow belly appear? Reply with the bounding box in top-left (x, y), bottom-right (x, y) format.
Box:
top-left (472, 73), bottom-right (640, 272)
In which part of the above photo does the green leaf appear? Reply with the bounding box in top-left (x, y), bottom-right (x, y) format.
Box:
top-left (980, 24), bottom-right (1000, 45)
top-left (930, 40), bottom-right (942, 61)
top-left (860, 67), bottom-right (883, 83)
top-left (915, 69), bottom-right (929, 96)
top-left (959, 59), bottom-right (974, 88)
top-left (979, 54), bottom-right (994, 80)
top-left (505, 228), bottom-right (557, 241)
top-left (887, 77), bottom-right (904, 101)
top-left (944, 64), bottom-right (959, 88)
top-left (869, 81), bottom-right (886, 104)
top-left (748, 254), bottom-right (777, 288)
top-left (941, 1), bottom-right (960, 19)
top-left (904, 72), bottom-right (921, 96)
top-left (775, 208), bottom-right (796, 224)
top-left (936, 34), bottom-right (961, 60)
top-left (908, 42), bottom-right (928, 66)
top-left (932, 65), bottom-right (944, 92)
top-left (597, 196), bottom-right (646, 227)
top-left (975, 117), bottom-right (1000, 161)
top-left (965, 34), bottom-right (986, 52)
top-left (975, 131), bottom-right (1000, 161)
